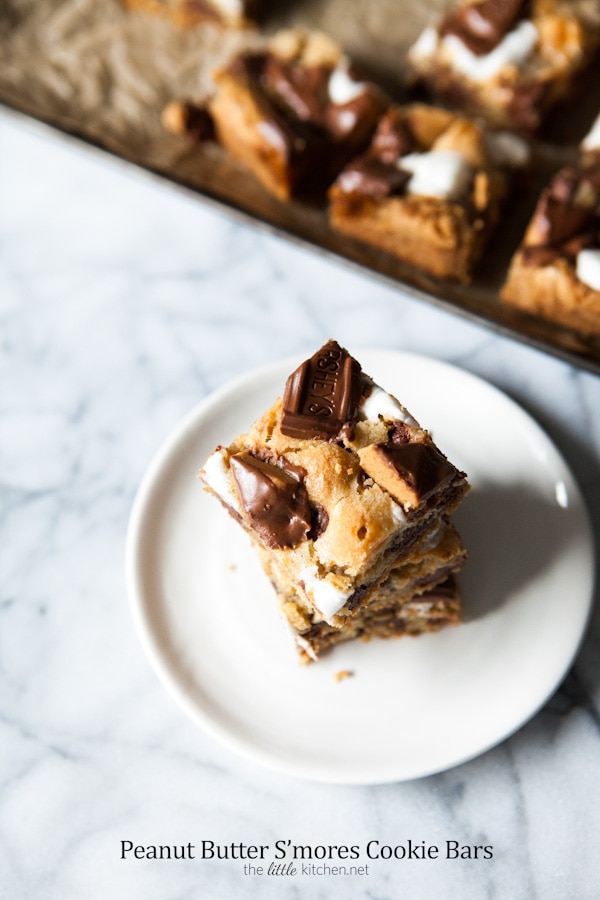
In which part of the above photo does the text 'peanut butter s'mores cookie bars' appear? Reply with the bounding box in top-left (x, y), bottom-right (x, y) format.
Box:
top-left (207, 30), bottom-right (389, 200)
top-left (199, 341), bottom-right (470, 662)
top-left (408, 0), bottom-right (600, 132)
top-left (328, 103), bottom-right (529, 283)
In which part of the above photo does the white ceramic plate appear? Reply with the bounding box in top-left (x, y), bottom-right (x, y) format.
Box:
top-left (126, 351), bottom-right (594, 784)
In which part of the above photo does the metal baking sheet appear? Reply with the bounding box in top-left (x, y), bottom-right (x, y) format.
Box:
top-left (2, 0), bottom-right (599, 374)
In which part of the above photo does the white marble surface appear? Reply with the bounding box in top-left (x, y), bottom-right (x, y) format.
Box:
top-left (2, 108), bottom-right (600, 900)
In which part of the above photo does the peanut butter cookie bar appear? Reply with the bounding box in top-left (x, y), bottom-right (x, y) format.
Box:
top-left (207, 30), bottom-right (388, 200)
top-left (328, 103), bottom-right (528, 282)
top-left (408, 0), bottom-right (600, 132)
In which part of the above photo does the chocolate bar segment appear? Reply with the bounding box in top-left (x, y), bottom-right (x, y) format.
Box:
top-left (281, 340), bottom-right (363, 440)
top-left (359, 441), bottom-right (459, 511)
top-left (229, 453), bottom-right (312, 549)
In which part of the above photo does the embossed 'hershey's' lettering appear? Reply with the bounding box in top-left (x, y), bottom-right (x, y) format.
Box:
top-left (281, 340), bottom-right (362, 440)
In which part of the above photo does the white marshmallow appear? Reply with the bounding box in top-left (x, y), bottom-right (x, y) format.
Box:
top-left (576, 249), bottom-right (600, 292)
top-left (210, 0), bottom-right (243, 18)
top-left (361, 385), bottom-right (419, 427)
top-left (443, 20), bottom-right (538, 82)
top-left (299, 566), bottom-right (353, 620)
top-left (200, 449), bottom-right (240, 513)
top-left (582, 114), bottom-right (600, 152)
top-left (328, 65), bottom-right (367, 105)
top-left (400, 150), bottom-right (473, 201)
top-left (408, 26), bottom-right (439, 62)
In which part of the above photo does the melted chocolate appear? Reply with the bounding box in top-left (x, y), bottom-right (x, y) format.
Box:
top-left (281, 340), bottom-right (363, 441)
top-left (334, 110), bottom-right (417, 199)
top-left (263, 56), bottom-right (330, 123)
top-left (308, 503), bottom-right (330, 541)
top-left (440, 0), bottom-right (526, 57)
top-left (229, 453), bottom-right (312, 549)
top-left (225, 49), bottom-right (386, 196)
top-left (336, 156), bottom-right (411, 199)
top-left (181, 102), bottom-right (216, 142)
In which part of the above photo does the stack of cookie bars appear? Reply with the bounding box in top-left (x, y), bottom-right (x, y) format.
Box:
top-left (200, 341), bottom-right (470, 662)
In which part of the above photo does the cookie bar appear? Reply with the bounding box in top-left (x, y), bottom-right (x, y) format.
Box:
top-left (122, 0), bottom-right (259, 28)
top-left (207, 30), bottom-right (388, 200)
top-left (199, 340), bottom-right (469, 659)
top-left (328, 104), bottom-right (528, 283)
top-left (502, 162), bottom-right (600, 336)
top-left (270, 522), bottom-right (467, 662)
top-left (408, 0), bottom-right (600, 132)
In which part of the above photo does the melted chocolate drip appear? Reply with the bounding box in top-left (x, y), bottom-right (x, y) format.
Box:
top-left (229, 453), bottom-right (312, 549)
top-left (334, 110), bottom-right (417, 199)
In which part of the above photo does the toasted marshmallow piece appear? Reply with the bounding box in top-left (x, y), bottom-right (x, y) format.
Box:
top-left (443, 20), bottom-right (538, 82)
top-left (408, 26), bottom-right (439, 62)
top-left (400, 150), bottom-right (473, 201)
top-left (576, 249), bottom-right (600, 292)
top-left (211, 0), bottom-right (243, 18)
top-left (361, 385), bottom-right (419, 427)
top-left (582, 114), bottom-right (600, 152)
top-left (200, 448), bottom-right (241, 513)
top-left (328, 65), bottom-right (367, 105)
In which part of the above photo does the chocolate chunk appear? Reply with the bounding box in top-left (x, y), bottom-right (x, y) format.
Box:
top-left (371, 112), bottom-right (416, 162)
top-left (281, 340), bottom-right (363, 440)
top-left (336, 155), bottom-right (411, 199)
top-left (229, 453), bottom-right (312, 549)
top-left (263, 56), bottom-right (330, 123)
top-left (441, 0), bottom-right (525, 57)
top-left (537, 194), bottom-right (596, 247)
top-left (308, 503), bottom-right (329, 541)
top-left (388, 421), bottom-right (412, 444)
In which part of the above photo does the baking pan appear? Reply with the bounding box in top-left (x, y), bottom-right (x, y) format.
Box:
top-left (2, 0), bottom-right (599, 373)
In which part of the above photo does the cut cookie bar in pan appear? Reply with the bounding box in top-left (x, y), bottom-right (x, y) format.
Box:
top-left (199, 340), bottom-right (469, 654)
top-left (408, 0), bottom-right (600, 132)
top-left (502, 161), bottom-right (600, 336)
top-left (328, 103), bottom-right (529, 283)
top-left (206, 29), bottom-right (389, 200)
